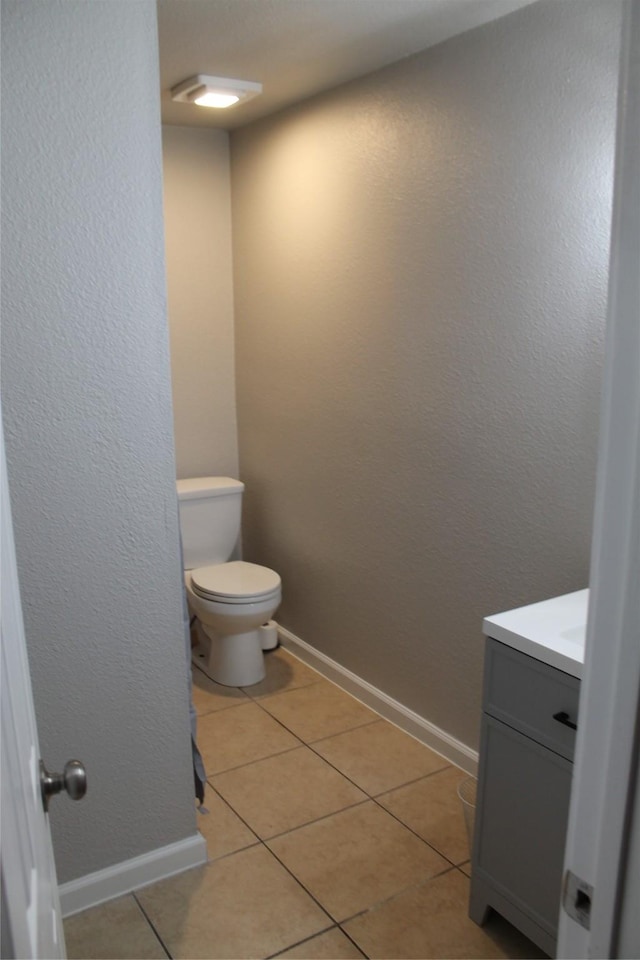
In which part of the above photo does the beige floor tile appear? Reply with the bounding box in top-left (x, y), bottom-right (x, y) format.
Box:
top-left (241, 646), bottom-right (324, 699)
top-left (314, 719), bottom-right (449, 795)
top-left (197, 700), bottom-right (300, 774)
top-left (268, 800), bottom-right (449, 922)
top-left (260, 680), bottom-right (379, 743)
top-left (459, 861), bottom-right (472, 877)
top-left (64, 895), bottom-right (167, 959)
top-left (212, 745), bottom-right (367, 839)
top-left (192, 665), bottom-right (250, 715)
top-left (275, 927), bottom-right (366, 959)
top-left (343, 869), bottom-right (546, 959)
top-left (136, 845), bottom-right (331, 960)
top-left (378, 765), bottom-right (471, 864)
top-left (196, 784), bottom-right (258, 859)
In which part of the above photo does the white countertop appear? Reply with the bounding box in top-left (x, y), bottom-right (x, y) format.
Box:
top-left (483, 589), bottom-right (588, 679)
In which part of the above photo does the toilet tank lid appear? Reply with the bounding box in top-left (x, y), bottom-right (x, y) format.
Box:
top-left (176, 477), bottom-right (245, 501)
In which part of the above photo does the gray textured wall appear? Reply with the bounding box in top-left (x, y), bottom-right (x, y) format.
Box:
top-left (162, 126), bottom-right (239, 479)
top-left (231, 0), bottom-right (621, 749)
top-left (1, 1), bottom-right (196, 882)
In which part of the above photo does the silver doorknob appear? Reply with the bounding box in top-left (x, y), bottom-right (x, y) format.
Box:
top-left (40, 759), bottom-right (87, 812)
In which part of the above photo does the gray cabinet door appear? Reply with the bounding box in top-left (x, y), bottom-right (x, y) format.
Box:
top-left (474, 714), bottom-right (573, 937)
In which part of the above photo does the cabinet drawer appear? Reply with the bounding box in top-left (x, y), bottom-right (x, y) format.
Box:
top-left (484, 638), bottom-right (580, 760)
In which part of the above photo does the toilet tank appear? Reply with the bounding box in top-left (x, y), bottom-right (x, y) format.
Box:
top-left (176, 477), bottom-right (244, 570)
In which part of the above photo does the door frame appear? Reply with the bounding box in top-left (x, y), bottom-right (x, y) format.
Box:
top-left (557, 1), bottom-right (640, 955)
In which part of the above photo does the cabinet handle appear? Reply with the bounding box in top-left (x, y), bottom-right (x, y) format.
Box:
top-left (553, 711), bottom-right (577, 731)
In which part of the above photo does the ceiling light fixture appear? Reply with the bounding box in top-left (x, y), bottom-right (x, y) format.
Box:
top-left (170, 75), bottom-right (262, 109)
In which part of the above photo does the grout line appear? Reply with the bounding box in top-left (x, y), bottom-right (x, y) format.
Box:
top-left (244, 694), bottom-right (314, 742)
top-left (261, 805), bottom-right (460, 937)
top-left (204, 781), bottom-right (263, 840)
top-left (261, 797), bottom-right (371, 843)
top-left (371, 763), bottom-right (454, 799)
top-left (242, 676), bottom-right (327, 702)
top-left (249, 691), bottom-right (398, 754)
top-left (286, 729), bottom-right (465, 872)
top-left (337, 862), bottom-right (458, 928)
top-left (301, 738), bottom-right (382, 793)
top-left (264, 709), bottom-right (382, 744)
top-left (251, 675), bottom-right (338, 704)
top-left (262, 922), bottom-right (338, 960)
top-left (302, 732), bottom-right (451, 809)
top-left (253, 699), bottom-right (384, 746)
top-left (280, 849), bottom-right (457, 934)
top-left (305, 716), bottom-right (382, 746)
top-left (368, 791), bottom-right (464, 870)
top-left (194, 702), bottom-right (248, 719)
top-left (261, 839), bottom-right (340, 926)
top-left (205, 743), bottom-right (303, 777)
top-left (191, 664), bottom-right (254, 720)
top-left (190, 837), bottom-right (259, 868)
top-left (337, 924), bottom-right (369, 959)
top-left (213, 777), bottom-right (464, 887)
top-left (205, 836), bottom-right (262, 865)
top-left (132, 893), bottom-right (173, 959)
top-left (208, 766), bottom-right (372, 846)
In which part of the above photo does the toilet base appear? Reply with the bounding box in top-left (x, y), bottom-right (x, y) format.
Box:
top-left (192, 622), bottom-right (266, 687)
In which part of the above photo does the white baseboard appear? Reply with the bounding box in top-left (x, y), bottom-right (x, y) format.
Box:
top-left (59, 832), bottom-right (207, 917)
top-left (277, 625), bottom-right (478, 777)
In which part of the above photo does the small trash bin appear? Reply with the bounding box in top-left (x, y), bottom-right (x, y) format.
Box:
top-left (457, 776), bottom-right (477, 857)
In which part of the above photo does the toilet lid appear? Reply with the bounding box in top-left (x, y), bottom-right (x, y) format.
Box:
top-left (191, 561), bottom-right (281, 602)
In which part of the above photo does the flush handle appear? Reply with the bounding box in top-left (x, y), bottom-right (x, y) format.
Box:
top-left (40, 759), bottom-right (87, 812)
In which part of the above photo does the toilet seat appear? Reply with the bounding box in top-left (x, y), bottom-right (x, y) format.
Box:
top-left (190, 560), bottom-right (281, 605)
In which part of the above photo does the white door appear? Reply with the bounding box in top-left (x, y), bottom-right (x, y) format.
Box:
top-left (1, 410), bottom-right (67, 960)
top-left (557, 1), bottom-right (640, 957)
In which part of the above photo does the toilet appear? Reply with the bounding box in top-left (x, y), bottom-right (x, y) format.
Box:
top-left (177, 477), bottom-right (281, 686)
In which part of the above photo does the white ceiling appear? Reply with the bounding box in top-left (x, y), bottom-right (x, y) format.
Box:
top-left (157, 0), bottom-right (538, 130)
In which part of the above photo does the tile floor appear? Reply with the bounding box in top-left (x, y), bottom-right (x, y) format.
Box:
top-left (64, 647), bottom-right (546, 960)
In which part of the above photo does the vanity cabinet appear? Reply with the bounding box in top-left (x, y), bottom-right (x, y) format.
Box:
top-left (469, 638), bottom-right (580, 957)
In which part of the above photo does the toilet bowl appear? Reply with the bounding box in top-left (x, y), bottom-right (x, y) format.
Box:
top-left (185, 560), bottom-right (281, 686)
